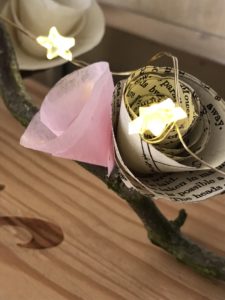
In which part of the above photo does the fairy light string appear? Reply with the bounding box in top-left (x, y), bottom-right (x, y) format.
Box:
top-left (0, 15), bottom-right (134, 76)
top-left (0, 14), bottom-right (36, 41)
top-left (123, 53), bottom-right (191, 146)
top-left (1, 14), bottom-right (225, 176)
top-left (126, 53), bottom-right (225, 176)
top-left (176, 125), bottom-right (225, 176)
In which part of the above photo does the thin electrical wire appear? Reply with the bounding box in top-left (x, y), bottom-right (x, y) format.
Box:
top-left (0, 15), bottom-right (135, 76)
top-left (0, 15), bottom-right (36, 41)
top-left (176, 124), bottom-right (225, 176)
top-left (0, 14), bottom-right (224, 175)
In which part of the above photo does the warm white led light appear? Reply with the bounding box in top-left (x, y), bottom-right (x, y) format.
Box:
top-left (36, 26), bottom-right (75, 61)
top-left (129, 98), bottom-right (187, 137)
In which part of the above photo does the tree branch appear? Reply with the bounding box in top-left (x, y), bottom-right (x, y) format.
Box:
top-left (1, 21), bottom-right (225, 280)
top-left (170, 209), bottom-right (187, 230)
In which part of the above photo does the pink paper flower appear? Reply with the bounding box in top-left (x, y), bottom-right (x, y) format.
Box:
top-left (20, 62), bottom-right (115, 174)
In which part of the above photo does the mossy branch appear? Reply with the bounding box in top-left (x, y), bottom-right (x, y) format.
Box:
top-left (1, 21), bottom-right (225, 280)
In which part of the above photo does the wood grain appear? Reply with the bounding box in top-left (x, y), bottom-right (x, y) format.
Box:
top-left (0, 79), bottom-right (225, 299)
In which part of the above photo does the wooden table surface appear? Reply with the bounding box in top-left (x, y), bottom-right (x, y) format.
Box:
top-left (0, 79), bottom-right (225, 300)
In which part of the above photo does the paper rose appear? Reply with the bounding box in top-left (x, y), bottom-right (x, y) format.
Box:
top-left (20, 62), bottom-right (115, 174)
top-left (1, 0), bottom-right (105, 70)
top-left (112, 66), bottom-right (225, 202)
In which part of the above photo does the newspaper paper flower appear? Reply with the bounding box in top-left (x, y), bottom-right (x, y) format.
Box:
top-left (20, 62), bottom-right (115, 174)
top-left (112, 66), bottom-right (225, 202)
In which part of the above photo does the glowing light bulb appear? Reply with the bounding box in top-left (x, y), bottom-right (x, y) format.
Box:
top-left (129, 98), bottom-right (187, 137)
top-left (36, 26), bottom-right (75, 61)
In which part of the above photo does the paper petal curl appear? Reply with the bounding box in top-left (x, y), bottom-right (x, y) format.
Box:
top-left (20, 62), bottom-right (115, 174)
top-left (112, 67), bottom-right (225, 202)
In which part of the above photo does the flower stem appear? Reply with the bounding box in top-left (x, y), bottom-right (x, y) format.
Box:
top-left (1, 21), bottom-right (225, 281)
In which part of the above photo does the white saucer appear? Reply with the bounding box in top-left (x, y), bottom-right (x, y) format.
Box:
top-left (1, 0), bottom-right (105, 70)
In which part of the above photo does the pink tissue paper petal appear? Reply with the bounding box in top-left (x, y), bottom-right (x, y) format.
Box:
top-left (20, 62), bottom-right (115, 174)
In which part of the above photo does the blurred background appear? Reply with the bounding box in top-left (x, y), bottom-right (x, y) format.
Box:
top-left (98, 0), bottom-right (225, 65)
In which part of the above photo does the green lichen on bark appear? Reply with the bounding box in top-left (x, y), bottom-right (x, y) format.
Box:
top-left (0, 21), bottom-right (38, 126)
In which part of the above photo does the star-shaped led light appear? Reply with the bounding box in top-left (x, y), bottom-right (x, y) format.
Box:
top-left (129, 98), bottom-right (187, 137)
top-left (36, 26), bottom-right (75, 61)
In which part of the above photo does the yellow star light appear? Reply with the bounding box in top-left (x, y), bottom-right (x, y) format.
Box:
top-left (129, 98), bottom-right (187, 137)
top-left (36, 26), bottom-right (75, 61)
